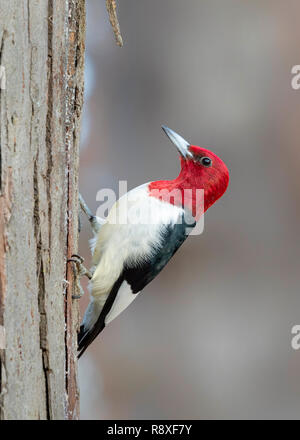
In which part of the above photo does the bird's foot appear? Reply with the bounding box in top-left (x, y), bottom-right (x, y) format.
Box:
top-left (68, 254), bottom-right (93, 299)
top-left (79, 193), bottom-right (106, 235)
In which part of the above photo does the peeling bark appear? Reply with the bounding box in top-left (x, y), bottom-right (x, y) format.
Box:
top-left (0, 0), bottom-right (85, 420)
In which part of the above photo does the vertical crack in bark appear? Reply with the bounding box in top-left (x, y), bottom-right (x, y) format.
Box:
top-left (37, 263), bottom-right (51, 421)
top-left (34, 156), bottom-right (51, 420)
top-left (0, 30), bottom-right (6, 66)
top-left (30, 0), bottom-right (55, 419)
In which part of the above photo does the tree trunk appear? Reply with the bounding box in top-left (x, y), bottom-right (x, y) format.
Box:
top-left (0, 0), bottom-right (86, 420)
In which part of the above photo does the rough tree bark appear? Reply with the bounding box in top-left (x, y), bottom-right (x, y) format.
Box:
top-left (0, 0), bottom-right (86, 420)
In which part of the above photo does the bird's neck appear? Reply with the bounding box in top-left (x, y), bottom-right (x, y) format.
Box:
top-left (148, 160), bottom-right (208, 219)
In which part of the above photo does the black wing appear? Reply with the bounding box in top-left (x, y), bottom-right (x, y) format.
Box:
top-left (123, 217), bottom-right (194, 293)
top-left (78, 215), bottom-right (195, 357)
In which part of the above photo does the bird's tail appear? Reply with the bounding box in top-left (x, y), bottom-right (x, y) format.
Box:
top-left (78, 274), bottom-right (124, 358)
top-left (78, 298), bottom-right (105, 358)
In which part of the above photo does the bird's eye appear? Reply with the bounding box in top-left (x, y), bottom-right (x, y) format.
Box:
top-left (200, 157), bottom-right (212, 167)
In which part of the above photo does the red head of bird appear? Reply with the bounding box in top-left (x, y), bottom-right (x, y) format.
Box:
top-left (149, 126), bottom-right (229, 219)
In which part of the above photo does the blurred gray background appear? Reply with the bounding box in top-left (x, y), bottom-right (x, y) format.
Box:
top-left (78, 0), bottom-right (300, 419)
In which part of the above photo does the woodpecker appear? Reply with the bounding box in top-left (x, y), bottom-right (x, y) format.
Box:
top-left (74, 126), bottom-right (229, 357)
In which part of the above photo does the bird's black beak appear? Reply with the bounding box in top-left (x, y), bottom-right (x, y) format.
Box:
top-left (161, 125), bottom-right (193, 159)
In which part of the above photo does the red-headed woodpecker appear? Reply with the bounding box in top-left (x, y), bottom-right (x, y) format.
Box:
top-left (76, 126), bottom-right (229, 357)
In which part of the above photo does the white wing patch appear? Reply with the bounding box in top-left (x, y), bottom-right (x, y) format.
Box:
top-left (104, 281), bottom-right (140, 325)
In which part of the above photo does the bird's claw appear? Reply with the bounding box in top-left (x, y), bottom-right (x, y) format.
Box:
top-left (68, 254), bottom-right (93, 299)
top-left (68, 255), bottom-right (92, 278)
top-left (68, 254), bottom-right (84, 264)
